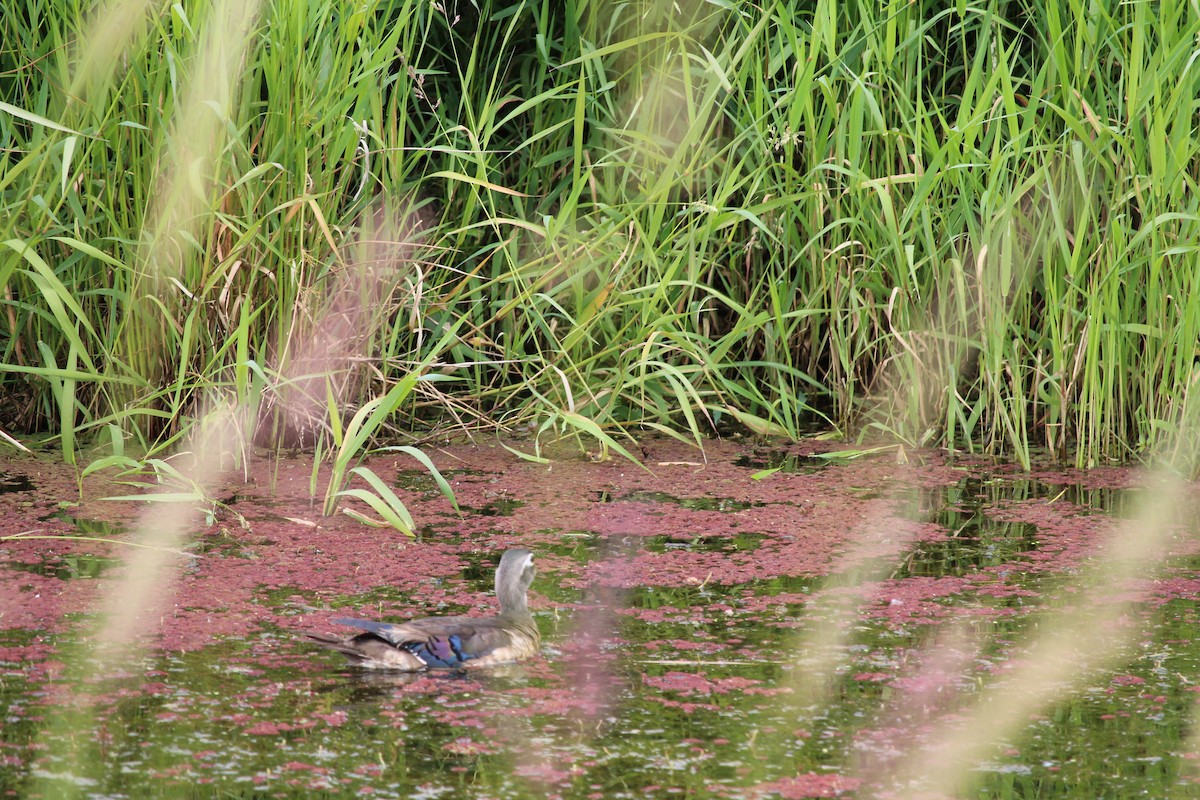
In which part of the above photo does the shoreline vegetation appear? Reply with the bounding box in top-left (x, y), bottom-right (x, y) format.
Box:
top-left (2, 1), bottom-right (1199, 473)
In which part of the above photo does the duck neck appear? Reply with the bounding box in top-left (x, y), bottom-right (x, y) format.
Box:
top-left (496, 573), bottom-right (535, 623)
top-left (498, 586), bottom-right (530, 619)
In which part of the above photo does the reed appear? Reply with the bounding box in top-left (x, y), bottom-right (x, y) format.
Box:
top-left (2, 0), bottom-right (1199, 472)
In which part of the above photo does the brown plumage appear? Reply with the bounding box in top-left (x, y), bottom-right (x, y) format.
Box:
top-left (306, 548), bottom-right (540, 670)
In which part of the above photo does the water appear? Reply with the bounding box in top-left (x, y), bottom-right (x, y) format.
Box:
top-left (1, 442), bottom-right (1198, 798)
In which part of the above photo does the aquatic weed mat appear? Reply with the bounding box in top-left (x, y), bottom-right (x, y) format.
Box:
top-left (3, 440), bottom-right (1200, 797)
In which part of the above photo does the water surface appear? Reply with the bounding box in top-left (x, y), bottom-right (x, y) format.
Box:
top-left (2, 441), bottom-right (1198, 798)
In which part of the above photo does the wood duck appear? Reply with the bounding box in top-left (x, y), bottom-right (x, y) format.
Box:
top-left (306, 548), bottom-right (540, 670)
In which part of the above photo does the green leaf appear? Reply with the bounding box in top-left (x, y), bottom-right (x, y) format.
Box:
top-left (500, 441), bottom-right (550, 464)
top-left (0, 100), bottom-right (86, 136)
top-left (379, 445), bottom-right (460, 512)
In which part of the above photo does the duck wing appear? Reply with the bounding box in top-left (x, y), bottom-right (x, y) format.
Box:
top-left (305, 629), bottom-right (426, 670)
top-left (331, 616), bottom-right (538, 668)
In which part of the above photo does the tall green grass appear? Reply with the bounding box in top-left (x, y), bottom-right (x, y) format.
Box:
top-left (3, 0), bottom-right (1200, 471)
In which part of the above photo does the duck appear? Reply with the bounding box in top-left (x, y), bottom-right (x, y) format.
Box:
top-left (306, 548), bottom-right (540, 670)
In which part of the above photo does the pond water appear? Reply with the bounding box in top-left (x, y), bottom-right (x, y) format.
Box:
top-left (2, 437), bottom-right (1200, 798)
